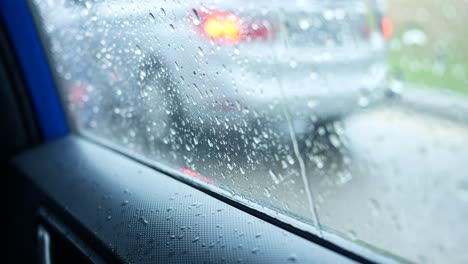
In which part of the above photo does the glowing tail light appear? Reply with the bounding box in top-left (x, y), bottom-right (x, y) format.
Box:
top-left (196, 9), bottom-right (274, 45)
top-left (202, 12), bottom-right (242, 44)
top-left (381, 16), bottom-right (393, 40)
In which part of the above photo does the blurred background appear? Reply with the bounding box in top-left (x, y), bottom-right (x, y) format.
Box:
top-left (387, 0), bottom-right (467, 94)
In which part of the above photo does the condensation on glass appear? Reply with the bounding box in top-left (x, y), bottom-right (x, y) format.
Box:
top-left (32, 0), bottom-right (468, 263)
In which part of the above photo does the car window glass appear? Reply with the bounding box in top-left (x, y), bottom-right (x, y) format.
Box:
top-left (31, 0), bottom-right (468, 263)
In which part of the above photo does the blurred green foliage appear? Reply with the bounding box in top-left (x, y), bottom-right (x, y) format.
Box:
top-left (385, 0), bottom-right (468, 94)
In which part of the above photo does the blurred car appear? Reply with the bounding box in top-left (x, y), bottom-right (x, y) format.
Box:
top-left (47, 0), bottom-right (388, 140)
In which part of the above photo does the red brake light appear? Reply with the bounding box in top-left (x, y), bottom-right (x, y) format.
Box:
top-left (196, 8), bottom-right (274, 45)
top-left (202, 11), bottom-right (243, 44)
top-left (381, 16), bottom-right (393, 40)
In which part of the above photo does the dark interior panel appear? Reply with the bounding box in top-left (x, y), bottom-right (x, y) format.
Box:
top-left (11, 136), bottom-right (358, 263)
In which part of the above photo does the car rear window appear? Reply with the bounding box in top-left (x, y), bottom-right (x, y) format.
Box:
top-left (30, 0), bottom-right (468, 263)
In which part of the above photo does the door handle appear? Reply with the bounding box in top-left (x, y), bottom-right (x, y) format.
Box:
top-left (37, 225), bottom-right (51, 264)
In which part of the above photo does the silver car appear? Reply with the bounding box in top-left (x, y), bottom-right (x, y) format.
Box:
top-left (38, 0), bottom-right (387, 142)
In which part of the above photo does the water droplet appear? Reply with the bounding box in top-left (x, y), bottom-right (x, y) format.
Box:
top-left (323, 9), bottom-right (334, 20)
top-left (135, 45), bottom-right (142, 55)
top-left (317, 126), bottom-right (326, 136)
top-left (251, 247), bottom-right (259, 254)
top-left (336, 170), bottom-right (352, 185)
top-left (298, 19), bottom-right (310, 30)
top-left (388, 79), bottom-right (404, 95)
top-left (288, 254), bottom-right (297, 262)
top-left (329, 134), bottom-right (341, 148)
top-left (253, 137), bottom-right (261, 144)
top-left (307, 99), bottom-right (318, 109)
top-left (347, 230), bottom-right (357, 241)
top-left (309, 72), bottom-right (318, 80)
top-left (191, 9), bottom-right (201, 26)
top-left (198, 46), bottom-right (205, 57)
top-left (269, 169), bottom-right (280, 184)
top-left (358, 95), bottom-right (369, 107)
top-left (289, 60), bottom-right (297, 68)
top-left (369, 198), bottom-right (381, 216)
top-left (139, 217), bottom-right (149, 226)
top-left (255, 233), bottom-right (262, 238)
top-left (160, 8), bottom-right (166, 18)
top-left (121, 200), bottom-right (129, 206)
top-left (84, 0), bottom-right (92, 9)
top-left (192, 236), bottom-right (200, 243)
top-left (401, 28), bottom-right (427, 46)
top-left (149, 12), bottom-right (156, 23)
